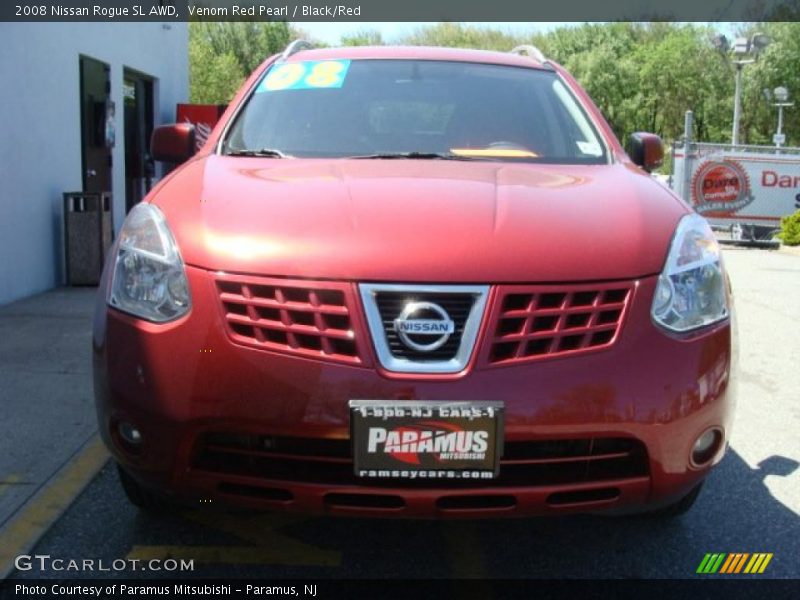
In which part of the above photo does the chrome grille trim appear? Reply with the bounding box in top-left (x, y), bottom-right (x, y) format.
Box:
top-left (358, 284), bottom-right (489, 374)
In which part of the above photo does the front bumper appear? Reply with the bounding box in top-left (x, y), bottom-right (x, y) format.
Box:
top-left (93, 265), bottom-right (735, 518)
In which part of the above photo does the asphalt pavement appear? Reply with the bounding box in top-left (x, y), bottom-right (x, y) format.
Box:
top-left (1, 248), bottom-right (798, 580)
top-left (0, 288), bottom-right (106, 578)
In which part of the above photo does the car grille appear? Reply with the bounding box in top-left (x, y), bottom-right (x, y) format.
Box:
top-left (375, 292), bottom-right (476, 362)
top-left (192, 432), bottom-right (649, 489)
top-left (215, 274), bottom-right (363, 365)
top-left (215, 276), bottom-right (634, 370)
top-left (482, 283), bottom-right (634, 366)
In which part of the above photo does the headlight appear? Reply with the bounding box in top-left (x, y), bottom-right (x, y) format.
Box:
top-left (651, 213), bottom-right (728, 333)
top-left (109, 204), bottom-right (191, 322)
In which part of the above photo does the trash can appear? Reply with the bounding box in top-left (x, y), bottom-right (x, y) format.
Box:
top-left (63, 192), bottom-right (113, 285)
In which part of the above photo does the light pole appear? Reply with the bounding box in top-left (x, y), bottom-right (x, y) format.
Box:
top-left (731, 58), bottom-right (752, 146)
top-left (771, 86), bottom-right (793, 148)
top-left (714, 33), bottom-right (771, 146)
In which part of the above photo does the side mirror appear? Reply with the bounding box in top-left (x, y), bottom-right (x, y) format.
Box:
top-left (150, 123), bottom-right (196, 164)
top-left (628, 132), bottom-right (664, 173)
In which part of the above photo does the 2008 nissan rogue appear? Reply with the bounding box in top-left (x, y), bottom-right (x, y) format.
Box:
top-left (93, 42), bottom-right (735, 518)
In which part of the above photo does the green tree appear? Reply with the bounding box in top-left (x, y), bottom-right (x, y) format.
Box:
top-left (189, 22), bottom-right (292, 103)
top-left (632, 25), bottom-right (731, 142)
top-left (399, 22), bottom-right (523, 50)
top-left (189, 32), bottom-right (243, 104)
top-left (193, 22), bottom-right (291, 75)
top-left (341, 29), bottom-right (384, 46)
top-left (778, 210), bottom-right (800, 245)
top-left (530, 23), bottom-right (731, 145)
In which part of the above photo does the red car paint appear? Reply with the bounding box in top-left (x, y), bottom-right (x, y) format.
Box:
top-left (93, 46), bottom-right (734, 517)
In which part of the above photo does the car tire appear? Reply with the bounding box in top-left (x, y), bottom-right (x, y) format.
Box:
top-left (647, 482), bottom-right (704, 518)
top-left (116, 463), bottom-right (175, 513)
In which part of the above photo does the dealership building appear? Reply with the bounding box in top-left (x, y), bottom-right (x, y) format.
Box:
top-left (0, 23), bottom-right (188, 305)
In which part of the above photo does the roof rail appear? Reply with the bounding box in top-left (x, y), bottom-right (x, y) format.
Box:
top-left (279, 39), bottom-right (314, 61)
top-left (510, 45), bottom-right (547, 63)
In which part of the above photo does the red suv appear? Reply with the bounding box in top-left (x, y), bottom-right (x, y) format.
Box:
top-left (93, 43), bottom-right (734, 518)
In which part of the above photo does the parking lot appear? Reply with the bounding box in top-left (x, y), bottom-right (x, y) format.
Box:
top-left (2, 247), bottom-right (799, 580)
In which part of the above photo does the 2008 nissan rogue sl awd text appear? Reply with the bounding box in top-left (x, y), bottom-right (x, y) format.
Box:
top-left (93, 42), bottom-right (735, 518)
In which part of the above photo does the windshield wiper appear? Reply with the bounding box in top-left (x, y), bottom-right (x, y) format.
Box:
top-left (225, 148), bottom-right (291, 158)
top-left (347, 152), bottom-right (477, 161)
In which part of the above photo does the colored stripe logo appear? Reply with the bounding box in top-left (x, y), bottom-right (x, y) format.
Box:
top-left (697, 553), bottom-right (773, 574)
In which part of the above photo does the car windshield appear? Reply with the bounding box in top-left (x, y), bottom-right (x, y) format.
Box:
top-left (223, 59), bottom-right (608, 164)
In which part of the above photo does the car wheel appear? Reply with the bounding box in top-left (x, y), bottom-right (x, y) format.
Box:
top-left (647, 482), bottom-right (704, 518)
top-left (116, 463), bottom-right (175, 513)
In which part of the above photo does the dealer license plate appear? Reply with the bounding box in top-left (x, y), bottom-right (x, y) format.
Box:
top-left (349, 400), bottom-right (504, 480)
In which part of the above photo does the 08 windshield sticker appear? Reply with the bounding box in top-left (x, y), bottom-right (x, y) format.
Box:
top-left (255, 60), bottom-right (351, 93)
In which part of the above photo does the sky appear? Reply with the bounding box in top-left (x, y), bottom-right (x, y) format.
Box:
top-left (298, 22), bottom-right (575, 44)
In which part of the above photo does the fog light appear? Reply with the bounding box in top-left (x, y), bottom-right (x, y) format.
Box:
top-left (118, 422), bottom-right (142, 445)
top-left (691, 428), bottom-right (722, 466)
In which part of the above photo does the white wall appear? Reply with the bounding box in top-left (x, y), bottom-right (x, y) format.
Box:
top-left (0, 23), bottom-right (188, 305)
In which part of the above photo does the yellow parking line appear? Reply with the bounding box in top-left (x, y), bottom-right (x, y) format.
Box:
top-left (0, 435), bottom-right (109, 580)
top-left (127, 511), bottom-right (341, 567)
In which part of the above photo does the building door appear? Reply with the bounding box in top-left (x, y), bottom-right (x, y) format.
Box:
top-left (79, 56), bottom-right (112, 194)
top-left (123, 69), bottom-right (155, 213)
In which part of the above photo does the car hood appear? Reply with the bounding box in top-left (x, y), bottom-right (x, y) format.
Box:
top-left (155, 156), bottom-right (687, 282)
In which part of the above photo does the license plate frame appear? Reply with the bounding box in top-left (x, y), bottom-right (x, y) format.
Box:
top-left (349, 400), bottom-right (504, 480)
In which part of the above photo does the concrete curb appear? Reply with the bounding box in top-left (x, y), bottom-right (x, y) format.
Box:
top-left (778, 244), bottom-right (800, 257)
